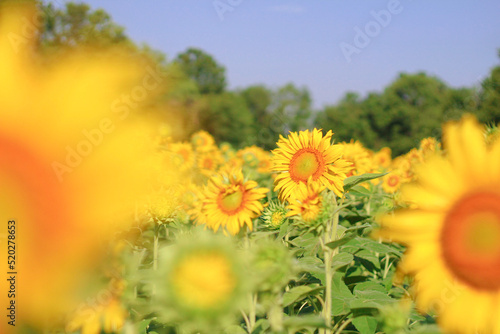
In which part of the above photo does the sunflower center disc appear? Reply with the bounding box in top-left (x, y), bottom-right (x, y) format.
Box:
top-left (178, 149), bottom-right (189, 161)
top-left (290, 149), bottom-right (321, 181)
top-left (441, 192), bottom-right (500, 290)
top-left (219, 189), bottom-right (244, 213)
top-left (202, 158), bottom-right (213, 169)
top-left (271, 212), bottom-right (283, 227)
top-left (387, 175), bottom-right (399, 187)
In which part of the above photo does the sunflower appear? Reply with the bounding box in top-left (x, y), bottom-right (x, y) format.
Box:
top-left (257, 152), bottom-right (273, 174)
top-left (340, 140), bottom-right (373, 177)
top-left (373, 147), bottom-right (392, 170)
top-left (171, 251), bottom-right (237, 310)
top-left (237, 145), bottom-right (262, 168)
top-left (167, 142), bottom-right (195, 172)
top-left (191, 130), bottom-right (216, 152)
top-left (381, 169), bottom-right (408, 194)
top-left (261, 201), bottom-right (289, 229)
top-left (196, 148), bottom-right (224, 177)
top-left (0, 3), bottom-right (164, 327)
top-left (155, 232), bottom-right (247, 332)
top-left (376, 115), bottom-right (500, 333)
top-left (286, 179), bottom-right (326, 223)
top-left (197, 169), bottom-right (269, 235)
top-left (418, 137), bottom-right (441, 157)
top-left (272, 128), bottom-right (351, 200)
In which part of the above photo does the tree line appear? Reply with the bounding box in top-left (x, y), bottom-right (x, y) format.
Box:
top-left (39, 1), bottom-right (500, 156)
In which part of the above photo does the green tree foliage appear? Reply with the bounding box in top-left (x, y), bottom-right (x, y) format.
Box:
top-left (314, 92), bottom-right (376, 146)
top-left (240, 83), bottom-right (312, 150)
top-left (241, 85), bottom-right (272, 126)
top-left (198, 92), bottom-right (255, 147)
top-left (476, 58), bottom-right (500, 123)
top-left (315, 72), bottom-right (486, 155)
top-left (39, 2), bottom-right (130, 49)
top-left (372, 73), bottom-right (449, 154)
top-left (174, 48), bottom-right (227, 94)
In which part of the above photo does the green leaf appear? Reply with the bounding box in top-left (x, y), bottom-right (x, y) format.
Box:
top-left (289, 233), bottom-right (317, 249)
top-left (348, 184), bottom-right (373, 196)
top-left (277, 219), bottom-right (290, 239)
top-left (330, 272), bottom-right (355, 316)
top-left (345, 223), bottom-right (372, 232)
top-left (361, 239), bottom-right (400, 255)
top-left (353, 281), bottom-right (387, 294)
top-left (351, 289), bottom-right (395, 310)
top-left (331, 296), bottom-right (352, 316)
top-left (225, 325), bottom-right (247, 334)
top-left (252, 319), bottom-right (270, 333)
top-left (283, 315), bottom-right (328, 329)
top-left (344, 172), bottom-right (387, 192)
top-left (298, 256), bottom-right (323, 272)
top-left (282, 285), bottom-right (323, 307)
top-left (408, 324), bottom-right (442, 333)
top-left (352, 315), bottom-right (378, 334)
top-left (331, 271), bottom-right (353, 298)
top-left (325, 233), bottom-right (356, 250)
top-left (136, 318), bottom-right (153, 334)
top-left (331, 252), bottom-right (354, 270)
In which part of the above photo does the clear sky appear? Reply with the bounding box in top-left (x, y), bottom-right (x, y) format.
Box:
top-left (61, 0), bottom-right (500, 109)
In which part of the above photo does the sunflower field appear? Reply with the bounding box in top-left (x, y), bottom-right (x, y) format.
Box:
top-left (2, 2), bottom-right (500, 334)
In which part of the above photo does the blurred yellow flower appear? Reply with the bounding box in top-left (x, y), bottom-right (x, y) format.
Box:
top-left (418, 137), bottom-right (441, 157)
top-left (167, 142), bottom-right (195, 172)
top-left (191, 130), bottom-right (216, 152)
top-left (381, 169), bottom-right (407, 194)
top-left (286, 179), bottom-right (325, 222)
top-left (155, 232), bottom-right (247, 331)
top-left (340, 140), bottom-right (373, 177)
top-left (196, 148), bottom-right (224, 177)
top-left (66, 297), bottom-right (127, 334)
top-left (237, 145), bottom-right (262, 168)
top-left (376, 115), bottom-right (500, 333)
top-left (373, 147), bottom-right (392, 170)
top-left (0, 2), bottom-right (165, 328)
top-left (171, 251), bottom-right (237, 309)
top-left (272, 128), bottom-right (351, 200)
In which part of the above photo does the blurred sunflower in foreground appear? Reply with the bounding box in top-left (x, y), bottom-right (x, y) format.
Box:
top-left (0, 2), bottom-right (167, 330)
top-left (377, 115), bottom-right (500, 333)
top-left (154, 231), bottom-right (247, 333)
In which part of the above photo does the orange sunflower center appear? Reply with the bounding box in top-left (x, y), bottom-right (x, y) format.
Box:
top-left (178, 148), bottom-right (190, 162)
top-left (289, 148), bottom-right (325, 182)
top-left (441, 192), bottom-right (500, 290)
top-left (202, 157), bottom-right (213, 169)
top-left (217, 187), bottom-right (245, 215)
top-left (387, 175), bottom-right (399, 187)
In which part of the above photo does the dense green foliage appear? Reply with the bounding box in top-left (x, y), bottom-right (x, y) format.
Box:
top-left (39, 1), bottom-right (500, 155)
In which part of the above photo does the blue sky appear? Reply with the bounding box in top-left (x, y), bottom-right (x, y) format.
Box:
top-left (62, 0), bottom-right (499, 109)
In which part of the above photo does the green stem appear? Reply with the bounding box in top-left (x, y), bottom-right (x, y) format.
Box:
top-left (248, 293), bottom-right (257, 333)
top-left (153, 224), bottom-right (159, 271)
top-left (242, 227), bottom-right (256, 334)
top-left (334, 318), bottom-right (353, 334)
top-left (322, 194), bottom-right (339, 334)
